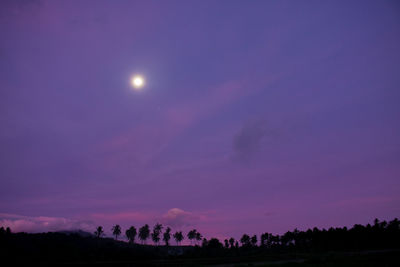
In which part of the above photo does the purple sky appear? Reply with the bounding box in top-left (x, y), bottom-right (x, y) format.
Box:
top-left (1, 0), bottom-right (400, 241)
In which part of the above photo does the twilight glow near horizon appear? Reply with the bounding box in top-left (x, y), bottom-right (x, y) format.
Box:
top-left (0, 0), bottom-right (399, 239)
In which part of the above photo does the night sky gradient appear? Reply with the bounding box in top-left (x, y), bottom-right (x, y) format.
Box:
top-left (1, 0), bottom-right (400, 241)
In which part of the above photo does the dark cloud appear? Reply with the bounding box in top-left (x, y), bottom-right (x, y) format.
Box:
top-left (0, 0), bottom-right (42, 20)
top-left (233, 120), bottom-right (268, 160)
top-left (264, 211), bottom-right (277, 217)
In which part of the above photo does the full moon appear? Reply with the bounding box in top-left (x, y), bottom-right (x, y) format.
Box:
top-left (131, 75), bottom-right (145, 90)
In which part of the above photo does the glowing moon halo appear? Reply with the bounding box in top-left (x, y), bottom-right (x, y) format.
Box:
top-left (131, 75), bottom-right (145, 90)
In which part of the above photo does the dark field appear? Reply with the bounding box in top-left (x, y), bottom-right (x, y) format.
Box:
top-left (2, 234), bottom-right (399, 266)
top-left (24, 250), bottom-right (399, 266)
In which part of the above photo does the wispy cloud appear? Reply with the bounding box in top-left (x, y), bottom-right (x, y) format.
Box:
top-left (89, 211), bottom-right (156, 224)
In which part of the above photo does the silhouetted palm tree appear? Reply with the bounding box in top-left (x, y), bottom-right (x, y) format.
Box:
top-left (112, 225), bottom-right (121, 240)
top-left (151, 223), bottom-right (163, 245)
top-left (195, 231), bottom-right (202, 246)
top-left (173, 231), bottom-right (184, 246)
top-left (125, 226), bottom-right (137, 243)
top-left (163, 227), bottom-right (171, 246)
top-left (187, 229), bottom-right (197, 245)
top-left (139, 224), bottom-right (150, 244)
top-left (94, 226), bottom-right (104, 238)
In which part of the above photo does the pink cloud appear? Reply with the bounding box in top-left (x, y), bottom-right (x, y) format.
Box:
top-left (161, 208), bottom-right (203, 228)
top-left (0, 213), bottom-right (94, 233)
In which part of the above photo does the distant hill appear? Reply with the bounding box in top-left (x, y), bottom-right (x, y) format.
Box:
top-left (57, 229), bottom-right (93, 237)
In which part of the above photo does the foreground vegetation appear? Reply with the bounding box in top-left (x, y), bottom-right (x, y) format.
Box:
top-left (0, 218), bottom-right (399, 266)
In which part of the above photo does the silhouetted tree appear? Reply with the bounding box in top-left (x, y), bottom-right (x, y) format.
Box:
top-left (111, 225), bottom-right (121, 240)
top-left (125, 226), bottom-right (137, 243)
top-left (282, 231), bottom-right (294, 246)
top-left (202, 238), bottom-right (209, 247)
top-left (94, 226), bottom-right (104, 238)
top-left (270, 234), bottom-right (280, 246)
top-left (138, 224), bottom-right (150, 244)
top-left (388, 218), bottom-right (399, 231)
top-left (260, 232), bottom-right (268, 247)
top-left (195, 231), bottom-right (202, 245)
top-left (251, 235), bottom-right (258, 246)
top-left (163, 227), bottom-right (171, 246)
top-left (187, 229), bottom-right (197, 245)
top-left (207, 238), bottom-right (223, 249)
top-left (151, 223), bottom-right (163, 245)
top-left (173, 231), bottom-right (184, 246)
top-left (374, 218), bottom-right (380, 228)
top-left (229, 237), bottom-right (235, 248)
top-left (224, 239), bottom-right (229, 248)
top-left (0, 226), bottom-right (9, 239)
top-left (240, 234), bottom-right (251, 247)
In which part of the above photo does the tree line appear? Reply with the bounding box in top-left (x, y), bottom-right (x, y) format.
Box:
top-left (89, 218), bottom-right (400, 251)
top-left (93, 223), bottom-right (201, 246)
